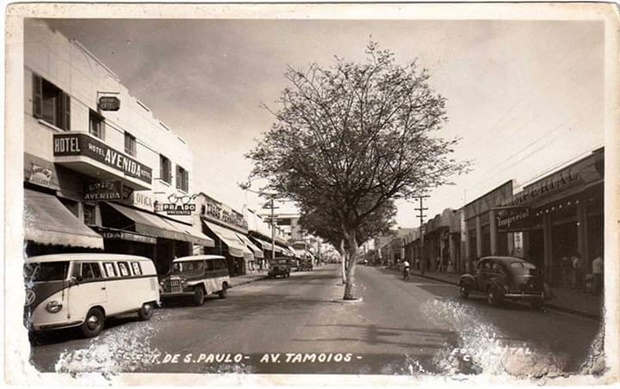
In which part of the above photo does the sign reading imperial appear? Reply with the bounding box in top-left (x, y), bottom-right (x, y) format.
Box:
top-left (53, 133), bottom-right (152, 184)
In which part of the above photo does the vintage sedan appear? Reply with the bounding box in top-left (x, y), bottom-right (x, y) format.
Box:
top-left (459, 256), bottom-right (553, 309)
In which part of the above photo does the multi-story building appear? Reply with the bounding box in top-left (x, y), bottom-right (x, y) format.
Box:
top-left (23, 20), bottom-right (214, 274)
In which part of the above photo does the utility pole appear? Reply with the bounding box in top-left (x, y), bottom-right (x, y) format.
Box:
top-left (270, 197), bottom-right (276, 261)
top-left (415, 195), bottom-right (429, 275)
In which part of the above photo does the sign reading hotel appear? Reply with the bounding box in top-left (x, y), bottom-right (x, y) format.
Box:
top-left (98, 96), bottom-right (121, 111)
top-left (53, 133), bottom-right (152, 184)
top-left (203, 197), bottom-right (248, 233)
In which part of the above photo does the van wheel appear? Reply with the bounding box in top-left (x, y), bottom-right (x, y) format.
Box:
top-left (81, 308), bottom-right (105, 338)
top-left (218, 284), bottom-right (228, 299)
top-left (138, 302), bottom-right (154, 320)
top-left (192, 286), bottom-right (205, 306)
top-left (530, 300), bottom-right (544, 310)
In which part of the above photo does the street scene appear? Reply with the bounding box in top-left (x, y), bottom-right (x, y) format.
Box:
top-left (30, 264), bottom-right (601, 376)
top-left (4, 2), bottom-right (617, 386)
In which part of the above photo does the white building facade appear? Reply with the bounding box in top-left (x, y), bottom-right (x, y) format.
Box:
top-left (23, 20), bottom-right (214, 274)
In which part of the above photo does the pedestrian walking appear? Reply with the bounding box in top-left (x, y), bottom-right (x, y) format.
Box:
top-left (592, 252), bottom-right (603, 295)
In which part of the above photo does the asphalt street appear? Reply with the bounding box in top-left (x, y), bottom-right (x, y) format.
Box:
top-left (28, 264), bottom-right (602, 377)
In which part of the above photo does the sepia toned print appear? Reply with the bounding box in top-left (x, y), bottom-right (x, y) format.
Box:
top-left (4, 2), bottom-right (619, 387)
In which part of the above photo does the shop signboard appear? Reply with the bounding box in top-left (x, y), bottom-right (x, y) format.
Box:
top-left (507, 167), bottom-right (580, 206)
top-left (84, 180), bottom-right (124, 201)
top-left (494, 206), bottom-right (531, 232)
top-left (28, 163), bottom-right (52, 187)
top-left (202, 195), bottom-right (248, 233)
top-left (155, 193), bottom-right (197, 216)
top-left (96, 228), bottom-right (157, 244)
top-left (53, 133), bottom-right (152, 184)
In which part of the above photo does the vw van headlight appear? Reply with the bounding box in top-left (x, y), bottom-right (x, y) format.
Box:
top-left (46, 301), bottom-right (63, 313)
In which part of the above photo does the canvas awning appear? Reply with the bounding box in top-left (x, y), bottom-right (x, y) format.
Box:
top-left (24, 189), bottom-right (104, 249)
top-left (105, 202), bottom-right (214, 247)
top-left (203, 221), bottom-right (250, 259)
top-left (235, 233), bottom-right (264, 259)
top-left (253, 237), bottom-right (283, 254)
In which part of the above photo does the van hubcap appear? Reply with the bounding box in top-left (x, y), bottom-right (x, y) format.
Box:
top-left (87, 315), bottom-right (100, 330)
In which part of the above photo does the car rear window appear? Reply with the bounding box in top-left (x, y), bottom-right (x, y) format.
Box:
top-left (510, 262), bottom-right (535, 269)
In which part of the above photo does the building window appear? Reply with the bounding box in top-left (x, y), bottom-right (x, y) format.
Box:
top-left (83, 204), bottom-right (97, 225)
top-left (124, 132), bottom-right (137, 157)
top-left (160, 155), bottom-right (172, 184)
top-left (176, 165), bottom-right (189, 192)
top-left (33, 74), bottom-right (70, 130)
top-left (89, 110), bottom-right (105, 139)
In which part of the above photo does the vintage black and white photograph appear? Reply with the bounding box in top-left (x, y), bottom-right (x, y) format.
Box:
top-left (4, 2), bottom-right (619, 386)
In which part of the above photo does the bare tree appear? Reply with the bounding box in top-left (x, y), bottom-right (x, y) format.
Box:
top-left (247, 42), bottom-right (468, 300)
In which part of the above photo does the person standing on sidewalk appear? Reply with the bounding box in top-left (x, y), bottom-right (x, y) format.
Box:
top-left (570, 251), bottom-right (583, 291)
top-left (592, 252), bottom-right (603, 295)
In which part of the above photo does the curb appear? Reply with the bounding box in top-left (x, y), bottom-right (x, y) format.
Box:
top-left (230, 275), bottom-right (267, 288)
top-left (386, 267), bottom-right (601, 320)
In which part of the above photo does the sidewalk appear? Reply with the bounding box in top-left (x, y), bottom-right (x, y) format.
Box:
top-left (229, 271), bottom-right (268, 287)
top-left (401, 268), bottom-right (603, 320)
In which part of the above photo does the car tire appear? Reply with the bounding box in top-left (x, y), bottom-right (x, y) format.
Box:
top-left (192, 286), bottom-right (205, 306)
top-left (81, 308), bottom-right (105, 338)
top-left (218, 284), bottom-right (228, 299)
top-left (459, 285), bottom-right (469, 299)
top-left (486, 287), bottom-right (503, 307)
top-left (138, 302), bottom-right (154, 321)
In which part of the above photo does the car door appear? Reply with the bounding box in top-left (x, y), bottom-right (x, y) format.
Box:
top-left (476, 259), bottom-right (492, 291)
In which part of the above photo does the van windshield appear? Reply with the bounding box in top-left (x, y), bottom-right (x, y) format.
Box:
top-left (24, 261), bottom-right (70, 282)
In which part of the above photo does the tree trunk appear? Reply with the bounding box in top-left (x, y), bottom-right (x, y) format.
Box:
top-left (343, 229), bottom-right (358, 300)
top-left (339, 239), bottom-right (347, 284)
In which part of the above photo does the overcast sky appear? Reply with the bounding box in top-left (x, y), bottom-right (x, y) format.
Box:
top-left (45, 14), bottom-right (605, 227)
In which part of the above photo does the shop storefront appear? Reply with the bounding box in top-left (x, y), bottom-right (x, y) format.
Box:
top-left (496, 148), bottom-right (604, 287)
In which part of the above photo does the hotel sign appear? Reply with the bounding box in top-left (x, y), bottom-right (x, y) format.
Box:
top-left (98, 96), bottom-right (121, 111)
top-left (84, 180), bottom-right (125, 201)
top-left (53, 133), bottom-right (152, 184)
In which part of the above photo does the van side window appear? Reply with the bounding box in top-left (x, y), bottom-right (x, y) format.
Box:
top-left (103, 262), bottom-right (117, 278)
top-left (216, 259), bottom-right (226, 270)
top-left (118, 262), bottom-right (131, 277)
top-left (131, 262), bottom-right (142, 275)
top-left (83, 263), bottom-right (102, 280)
top-left (205, 260), bottom-right (214, 271)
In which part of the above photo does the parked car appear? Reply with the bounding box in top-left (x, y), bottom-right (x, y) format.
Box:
top-left (299, 258), bottom-right (314, 271)
top-left (159, 255), bottom-right (231, 306)
top-left (268, 257), bottom-right (291, 278)
top-left (459, 256), bottom-right (553, 309)
top-left (24, 253), bottom-right (159, 338)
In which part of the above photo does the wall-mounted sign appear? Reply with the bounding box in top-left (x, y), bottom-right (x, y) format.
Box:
top-left (95, 227), bottom-right (157, 244)
top-left (98, 96), bottom-right (121, 111)
top-left (28, 163), bottom-right (52, 187)
top-left (202, 197), bottom-right (248, 232)
top-left (495, 206), bottom-right (531, 232)
top-left (155, 193), bottom-right (197, 216)
top-left (84, 180), bottom-right (123, 201)
top-left (53, 133), bottom-right (152, 184)
top-left (507, 168), bottom-right (580, 206)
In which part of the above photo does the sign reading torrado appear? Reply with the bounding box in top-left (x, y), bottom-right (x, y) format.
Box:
top-left (53, 133), bottom-right (152, 184)
top-left (203, 199), bottom-right (248, 233)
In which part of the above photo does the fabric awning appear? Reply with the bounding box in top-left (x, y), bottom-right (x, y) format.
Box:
top-left (24, 189), bottom-right (104, 249)
top-left (165, 218), bottom-right (215, 247)
top-left (235, 233), bottom-right (264, 259)
top-left (252, 237), bottom-right (274, 251)
top-left (106, 202), bottom-right (213, 246)
top-left (203, 221), bottom-right (249, 259)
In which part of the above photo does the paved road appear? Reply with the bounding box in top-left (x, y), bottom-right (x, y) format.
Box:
top-left (28, 264), bottom-right (602, 377)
